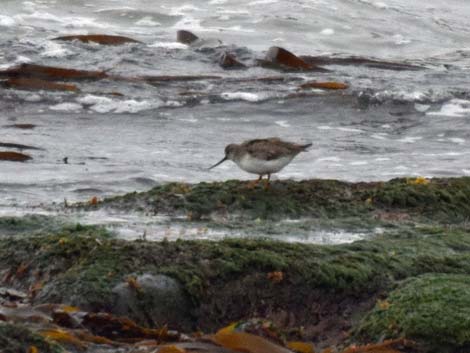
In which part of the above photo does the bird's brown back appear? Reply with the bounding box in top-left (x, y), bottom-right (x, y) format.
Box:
top-left (241, 137), bottom-right (310, 161)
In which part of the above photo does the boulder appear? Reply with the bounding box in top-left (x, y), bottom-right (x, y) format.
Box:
top-left (111, 274), bottom-right (192, 330)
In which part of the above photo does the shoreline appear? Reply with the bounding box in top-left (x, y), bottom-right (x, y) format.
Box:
top-left (0, 177), bottom-right (470, 352)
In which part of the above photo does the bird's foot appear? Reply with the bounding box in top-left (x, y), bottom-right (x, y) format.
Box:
top-left (245, 179), bottom-right (261, 189)
top-left (263, 179), bottom-right (270, 190)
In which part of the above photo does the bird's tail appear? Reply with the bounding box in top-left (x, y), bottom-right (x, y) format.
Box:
top-left (300, 143), bottom-right (313, 151)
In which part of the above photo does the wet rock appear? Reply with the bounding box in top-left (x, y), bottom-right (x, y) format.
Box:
top-left (111, 274), bottom-right (192, 330)
top-left (53, 34), bottom-right (142, 45)
top-left (2, 78), bottom-right (79, 92)
top-left (0, 151), bottom-right (32, 162)
top-left (0, 63), bottom-right (108, 81)
top-left (177, 30), bottom-right (199, 45)
top-left (219, 52), bottom-right (246, 70)
top-left (261, 47), bottom-right (327, 71)
top-left (299, 81), bottom-right (349, 90)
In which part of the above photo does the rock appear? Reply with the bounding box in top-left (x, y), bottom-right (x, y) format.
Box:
top-left (2, 78), bottom-right (79, 92)
top-left (111, 274), bottom-right (192, 330)
top-left (0, 151), bottom-right (32, 162)
top-left (177, 30), bottom-right (199, 45)
top-left (219, 52), bottom-right (246, 69)
top-left (53, 34), bottom-right (142, 45)
top-left (262, 47), bottom-right (326, 71)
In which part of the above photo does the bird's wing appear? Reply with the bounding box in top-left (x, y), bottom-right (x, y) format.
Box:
top-left (243, 138), bottom-right (300, 160)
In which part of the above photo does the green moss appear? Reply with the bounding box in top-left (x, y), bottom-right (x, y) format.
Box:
top-left (0, 323), bottom-right (63, 353)
top-left (354, 274), bottom-right (470, 352)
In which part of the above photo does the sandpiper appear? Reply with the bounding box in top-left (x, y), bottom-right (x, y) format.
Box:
top-left (209, 137), bottom-right (312, 187)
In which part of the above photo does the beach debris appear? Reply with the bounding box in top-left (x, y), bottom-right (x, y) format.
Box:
top-left (3, 124), bottom-right (36, 129)
top-left (54, 34), bottom-right (142, 45)
top-left (299, 81), bottom-right (349, 90)
top-left (261, 47), bottom-right (326, 71)
top-left (0, 151), bottom-right (32, 162)
top-left (0, 63), bottom-right (108, 81)
top-left (2, 77), bottom-right (79, 92)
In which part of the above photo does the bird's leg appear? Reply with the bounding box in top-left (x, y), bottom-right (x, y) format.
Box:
top-left (246, 175), bottom-right (263, 189)
top-left (263, 174), bottom-right (271, 190)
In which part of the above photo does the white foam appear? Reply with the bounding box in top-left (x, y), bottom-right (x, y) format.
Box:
top-left (320, 28), bottom-right (335, 35)
top-left (427, 99), bottom-right (470, 118)
top-left (77, 95), bottom-right (162, 114)
top-left (393, 34), bottom-right (411, 45)
top-left (414, 103), bottom-right (430, 112)
top-left (317, 125), bottom-right (332, 130)
top-left (371, 133), bottom-right (388, 140)
top-left (350, 161), bottom-right (368, 166)
top-left (248, 0), bottom-right (278, 5)
top-left (337, 127), bottom-right (363, 133)
top-left (148, 41), bottom-right (187, 49)
top-left (317, 156), bottom-right (341, 162)
top-left (135, 16), bottom-right (160, 26)
top-left (398, 136), bottom-right (423, 143)
top-left (40, 41), bottom-right (74, 58)
top-left (220, 92), bottom-right (264, 102)
top-left (0, 15), bottom-right (16, 27)
top-left (275, 120), bottom-right (290, 128)
top-left (49, 103), bottom-right (82, 112)
top-left (449, 137), bottom-right (465, 144)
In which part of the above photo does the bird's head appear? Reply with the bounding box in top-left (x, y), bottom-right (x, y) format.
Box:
top-left (208, 143), bottom-right (239, 170)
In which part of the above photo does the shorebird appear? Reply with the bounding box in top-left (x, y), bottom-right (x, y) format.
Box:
top-left (208, 137), bottom-right (312, 187)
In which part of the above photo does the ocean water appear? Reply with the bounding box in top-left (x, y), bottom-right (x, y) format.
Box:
top-left (0, 0), bottom-right (470, 242)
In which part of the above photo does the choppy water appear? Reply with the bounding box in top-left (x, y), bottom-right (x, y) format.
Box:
top-left (1, 0), bottom-right (470, 242)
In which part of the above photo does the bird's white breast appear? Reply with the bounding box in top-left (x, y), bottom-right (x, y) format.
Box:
top-left (235, 154), bottom-right (294, 175)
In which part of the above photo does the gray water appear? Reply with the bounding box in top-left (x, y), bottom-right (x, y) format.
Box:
top-left (1, 0), bottom-right (470, 242)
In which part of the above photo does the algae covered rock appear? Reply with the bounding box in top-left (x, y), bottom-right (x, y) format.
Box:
top-left (96, 177), bottom-right (470, 224)
top-left (111, 273), bottom-right (192, 330)
top-left (355, 273), bottom-right (470, 352)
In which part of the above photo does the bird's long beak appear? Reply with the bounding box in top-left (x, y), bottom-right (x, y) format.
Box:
top-left (208, 156), bottom-right (228, 170)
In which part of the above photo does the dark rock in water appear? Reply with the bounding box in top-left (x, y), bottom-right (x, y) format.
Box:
top-left (262, 46), bottom-right (327, 71)
top-left (219, 52), bottom-right (247, 69)
top-left (0, 142), bottom-right (42, 150)
top-left (111, 274), bottom-right (192, 330)
top-left (0, 63), bottom-right (108, 81)
top-left (3, 124), bottom-right (36, 130)
top-left (53, 34), bottom-right (142, 45)
top-left (0, 151), bottom-right (32, 162)
top-left (177, 30), bottom-right (199, 44)
top-left (300, 55), bottom-right (423, 71)
top-left (2, 78), bottom-right (79, 92)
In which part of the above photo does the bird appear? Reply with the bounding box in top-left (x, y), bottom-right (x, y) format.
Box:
top-left (208, 137), bottom-right (312, 187)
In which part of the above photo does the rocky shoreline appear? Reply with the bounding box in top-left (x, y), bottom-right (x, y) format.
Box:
top-left (1, 177), bottom-right (470, 352)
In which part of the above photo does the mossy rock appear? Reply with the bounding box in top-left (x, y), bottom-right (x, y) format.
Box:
top-left (354, 273), bottom-right (470, 352)
top-left (1, 224), bottom-right (470, 346)
top-left (0, 322), bottom-right (63, 353)
top-left (95, 177), bottom-right (470, 223)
